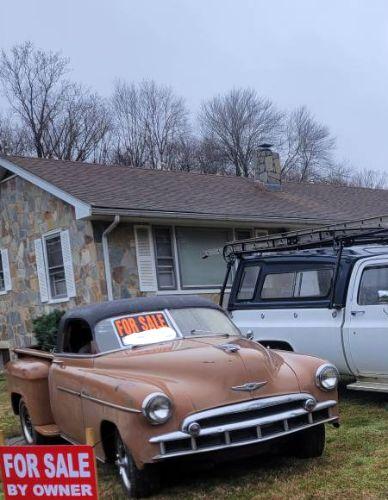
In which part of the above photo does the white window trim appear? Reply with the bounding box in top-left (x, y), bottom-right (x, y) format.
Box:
top-left (152, 225), bottom-right (256, 294)
top-left (0, 248), bottom-right (12, 295)
top-left (41, 230), bottom-right (71, 304)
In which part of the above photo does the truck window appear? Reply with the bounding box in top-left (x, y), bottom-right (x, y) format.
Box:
top-left (261, 269), bottom-right (333, 300)
top-left (237, 265), bottom-right (261, 300)
top-left (62, 319), bottom-right (93, 354)
top-left (358, 265), bottom-right (388, 305)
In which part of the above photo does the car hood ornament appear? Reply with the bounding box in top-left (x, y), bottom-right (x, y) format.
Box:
top-left (216, 343), bottom-right (241, 353)
top-left (232, 381), bottom-right (268, 392)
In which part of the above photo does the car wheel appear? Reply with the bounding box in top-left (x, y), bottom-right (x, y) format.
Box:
top-left (114, 431), bottom-right (160, 498)
top-left (288, 424), bottom-right (326, 458)
top-left (19, 399), bottom-right (48, 445)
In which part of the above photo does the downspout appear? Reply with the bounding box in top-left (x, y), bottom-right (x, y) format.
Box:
top-left (102, 215), bottom-right (120, 301)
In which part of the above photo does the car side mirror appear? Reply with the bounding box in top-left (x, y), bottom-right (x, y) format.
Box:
top-left (378, 290), bottom-right (388, 303)
top-left (245, 329), bottom-right (254, 340)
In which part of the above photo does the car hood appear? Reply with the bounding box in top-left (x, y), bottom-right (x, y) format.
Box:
top-left (94, 336), bottom-right (301, 412)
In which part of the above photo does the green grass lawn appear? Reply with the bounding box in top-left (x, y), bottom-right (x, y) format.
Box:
top-left (1, 375), bottom-right (387, 499)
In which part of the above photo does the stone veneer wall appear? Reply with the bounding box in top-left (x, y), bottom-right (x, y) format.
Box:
top-left (92, 222), bottom-right (141, 300)
top-left (0, 176), bottom-right (105, 348)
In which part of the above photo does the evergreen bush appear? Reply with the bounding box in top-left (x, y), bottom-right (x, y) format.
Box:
top-left (32, 310), bottom-right (65, 351)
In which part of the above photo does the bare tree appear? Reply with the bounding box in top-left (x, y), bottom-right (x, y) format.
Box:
top-left (199, 88), bottom-right (283, 177)
top-left (43, 87), bottom-right (111, 161)
top-left (0, 42), bottom-right (71, 158)
top-left (0, 113), bottom-right (31, 155)
top-left (281, 106), bottom-right (336, 182)
top-left (348, 168), bottom-right (387, 189)
top-left (141, 80), bottom-right (189, 169)
top-left (112, 80), bottom-right (190, 169)
top-left (111, 81), bottom-right (148, 167)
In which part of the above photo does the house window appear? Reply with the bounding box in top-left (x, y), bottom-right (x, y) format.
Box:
top-left (44, 234), bottom-right (67, 299)
top-left (175, 227), bottom-right (232, 289)
top-left (153, 227), bottom-right (177, 290)
top-left (0, 249), bottom-right (11, 294)
top-left (235, 229), bottom-right (252, 240)
top-left (0, 253), bottom-right (4, 292)
top-left (35, 229), bottom-right (76, 303)
top-left (135, 225), bottom-right (257, 293)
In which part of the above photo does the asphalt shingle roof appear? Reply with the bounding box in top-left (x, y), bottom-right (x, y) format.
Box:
top-left (3, 155), bottom-right (388, 222)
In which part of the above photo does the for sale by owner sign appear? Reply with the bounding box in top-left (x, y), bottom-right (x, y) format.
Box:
top-left (0, 446), bottom-right (98, 498)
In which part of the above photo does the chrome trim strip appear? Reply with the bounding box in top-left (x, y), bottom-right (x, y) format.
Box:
top-left (181, 393), bottom-right (313, 431)
top-left (150, 400), bottom-right (337, 443)
top-left (58, 386), bottom-right (81, 397)
top-left (151, 416), bottom-right (339, 460)
top-left (80, 392), bottom-right (141, 414)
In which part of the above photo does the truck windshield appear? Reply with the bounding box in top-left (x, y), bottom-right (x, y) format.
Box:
top-left (94, 308), bottom-right (240, 352)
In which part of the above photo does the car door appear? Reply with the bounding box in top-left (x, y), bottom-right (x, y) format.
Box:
top-left (49, 356), bottom-right (93, 443)
top-left (343, 258), bottom-right (388, 377)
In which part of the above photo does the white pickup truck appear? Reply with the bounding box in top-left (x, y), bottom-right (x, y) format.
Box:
top-left (223, 217), bottom-right (388, 393)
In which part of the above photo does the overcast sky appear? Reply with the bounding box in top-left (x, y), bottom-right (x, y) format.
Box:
top-left (1, 0), bottom-right (388, 171)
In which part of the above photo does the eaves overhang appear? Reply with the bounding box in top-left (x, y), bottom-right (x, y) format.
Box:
top-left (90, 206), bottom-right (337, 226)
top-left (0, 156), bottom-right (92, 219)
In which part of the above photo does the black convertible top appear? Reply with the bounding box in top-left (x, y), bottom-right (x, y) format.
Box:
top-left (57, 295), bottom-right (222, 350)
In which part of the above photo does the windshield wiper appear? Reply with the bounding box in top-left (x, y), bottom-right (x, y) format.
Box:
top-left (189, 329), bottom-right (231, 337)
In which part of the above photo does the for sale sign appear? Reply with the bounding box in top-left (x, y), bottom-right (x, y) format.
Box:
top-left (0, 446), bottom-right (98, 498)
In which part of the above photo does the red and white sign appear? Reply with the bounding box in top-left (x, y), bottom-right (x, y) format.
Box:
top-left (0, 446), bottom-right (98, 499)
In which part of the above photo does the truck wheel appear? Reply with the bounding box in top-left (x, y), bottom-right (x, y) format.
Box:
top-left (19, 399), bottom-right (48, 445)
top-left (114, 431), bottom-right (160, 498)
top-left (288, 424), bottom-right (325, 458)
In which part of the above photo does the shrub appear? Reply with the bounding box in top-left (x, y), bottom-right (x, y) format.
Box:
top-left (32, 310), bottom-right (65, 351)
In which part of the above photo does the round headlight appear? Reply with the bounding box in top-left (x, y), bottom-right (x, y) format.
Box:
top-left (142, 392), bottom-right (172, 424)
top-left (315, 364), bottom-right (339, 391)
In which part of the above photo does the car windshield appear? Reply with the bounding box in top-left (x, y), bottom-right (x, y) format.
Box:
top-left (169, 308), bottom-right (240, 338)
top-left (94, 307), bottom-right (240, 352)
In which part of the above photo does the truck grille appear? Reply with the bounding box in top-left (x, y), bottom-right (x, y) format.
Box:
top-left (150, 393), bottom-right (337, 460)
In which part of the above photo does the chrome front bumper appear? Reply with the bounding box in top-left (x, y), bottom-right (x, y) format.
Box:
top-left (150, 393), bottom-right (338, 460)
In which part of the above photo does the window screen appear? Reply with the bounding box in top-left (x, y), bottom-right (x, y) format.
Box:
top-left (237, 265), bottom-right (261, 300)
top-left (153, 227), bottom-right (177, 290)
top-left (261, 268), bottom-right (333, 300)
top-left (45, 235), bottom-right (67, 299)
top-left (358, 266), bottom-right (388, 305)
top-left (0, 253), bottom-right (4, 291)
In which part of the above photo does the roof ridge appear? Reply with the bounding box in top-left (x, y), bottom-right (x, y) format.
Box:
top-left (4, 154), bottom-right (252, 182)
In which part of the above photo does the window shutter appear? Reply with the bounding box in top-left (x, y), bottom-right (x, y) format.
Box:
top-left (34, 239), bottom-right (49, 302)
top-left (134, 226), bottom-right (157, 292)
top-left (1, 249), bottom-right (11, 292)
top-left (60, 230), bottom-right (76, 298)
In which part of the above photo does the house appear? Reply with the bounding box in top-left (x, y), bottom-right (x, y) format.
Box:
top-left (1, 150), bottom-right (388, 363)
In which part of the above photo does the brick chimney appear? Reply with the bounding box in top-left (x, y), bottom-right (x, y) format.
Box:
top-left (254, 144), bottom-right (281, 190)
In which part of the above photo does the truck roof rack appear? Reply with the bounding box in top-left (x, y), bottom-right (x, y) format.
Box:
top-left (223, 215), bottom-right (388, 263)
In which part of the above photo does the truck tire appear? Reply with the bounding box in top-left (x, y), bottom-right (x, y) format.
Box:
top-left (19, 399), bottom-right (48, 445)
top-left (288, 424), bottom-right (326, 458)
top-left (114, 430), bottom-right (160, 498)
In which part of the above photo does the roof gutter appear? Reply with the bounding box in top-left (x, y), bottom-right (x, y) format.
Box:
top-left (91, 207), bottom-right (337, 226)
top-left (102, 215), bottom-right (120, 301)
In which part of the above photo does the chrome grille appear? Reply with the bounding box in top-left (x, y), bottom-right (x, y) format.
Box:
top-left (150, 393), bottom-right (338, 460)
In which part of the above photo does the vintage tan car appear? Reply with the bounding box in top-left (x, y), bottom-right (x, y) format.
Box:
top-left (5, 296), bottom-right (340, 497)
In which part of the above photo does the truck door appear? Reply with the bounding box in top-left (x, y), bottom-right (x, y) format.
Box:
top-left (344, 258), bottom-right (388, 377)
top-left (49, 357), bottom-right (92, 443)
top-left (49, 318), bottom-right (95, 443)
